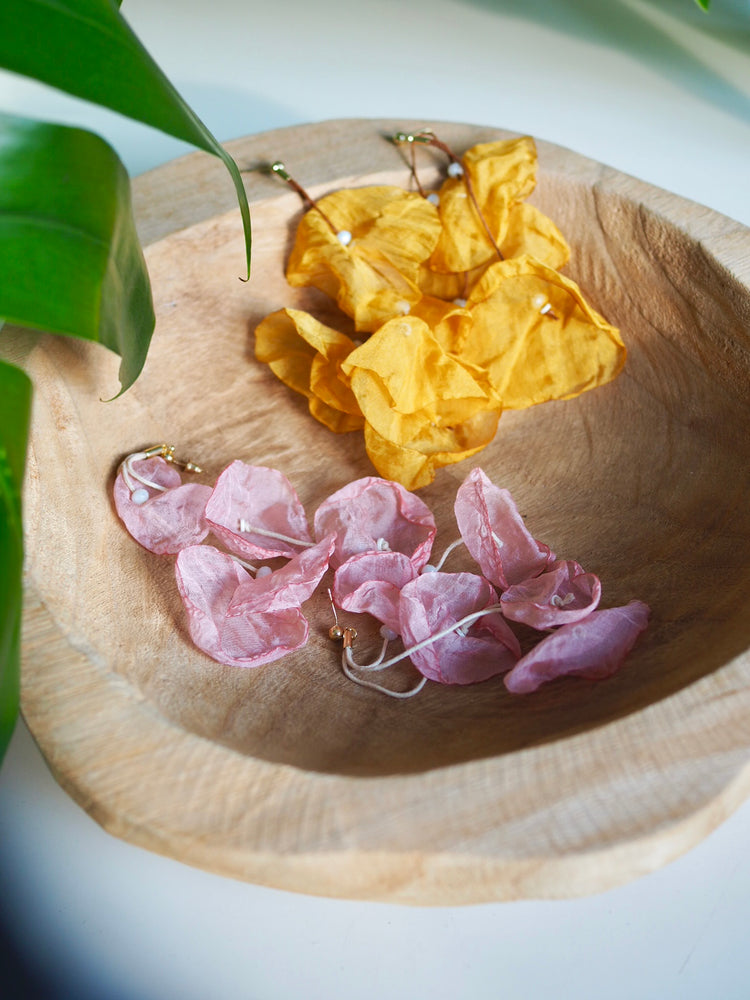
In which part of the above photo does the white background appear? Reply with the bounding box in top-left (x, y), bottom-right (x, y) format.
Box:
top-left (1, 1), bottom-right (750, 997)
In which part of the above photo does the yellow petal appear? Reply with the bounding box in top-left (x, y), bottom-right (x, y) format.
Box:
top-left (462, 256), bottom-right (626, 408)
top-left (342, 316), bottom-right (501, 472)
top-left (363, 410), bottom-right (501, 490)
top-left (430, 136), bottom-right (538, 274)
top-left (286, 186), bottom-right (442, 332)
top-left (254, 308), bottom-right (364, 433)
top-left (254, 308), bottom-right (318, 398)
top-left (416, 261), bottom-right (490, 302)
top-left (502, 201), bottom-right (570, 270)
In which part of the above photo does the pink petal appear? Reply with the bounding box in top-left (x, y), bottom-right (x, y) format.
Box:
top-left (114, 457), bottom-right (211, 554)
top-left (500, 559), bottom-right (602, 629)
top-left (175, 545), bottom-right (309, 667)
top-left (455, 468), bottom-right (552, 589)
top-left (332, 551), bottom-right (417, 636)
top-left (398, 572), bottom-right (521, 685)
top-left (205, 461), bottom-right (312, 559)
top-left (227, 534), bottom-right (335, 616)
top-left (504, 600), bottom-right (651, 694)
top-left (314, 476), bottom-right (436, 570)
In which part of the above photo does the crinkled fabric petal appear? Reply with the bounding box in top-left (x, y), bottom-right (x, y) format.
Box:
top-left (254, 308), bottom-right (317, 399)
top-left (464, 255), bottom-right (626, 408)
top-left (500, 559), bottom-right (601, 629)
top-left (455, 468), bottom-right (551, 589)
top-left (504, 600), bottom-right (651, 694)
top-left (501, 202), bottom-right (569, 270)
top-left (416, 262), bottom-right (490, 303)
top-left (308, 394), bottom-right (365, 434)
top-left (399, 572), bottom-right (520, 685)
top-left (205, 461), bottom-right (312, 559)
top-left (227, 534), bottom-right (335, 616)
top-left (342, 317), bottom-right (502, 481)
top-left (254, 309), bottom-right (364, 433)
top-left (175, 545), bottom-right (308, 668)
top-left (314, 476), bottom-right (436, 570)
top-left (332, 550), bottom-right (417, 635)
top-left (362, 413), bottom-right (500, 491)
top-left (430, 137), bottom-right (538, 274)
top-left (114, 457), bottom-right (211, 554)
top-left (286, 186), bottom-right (441, 332)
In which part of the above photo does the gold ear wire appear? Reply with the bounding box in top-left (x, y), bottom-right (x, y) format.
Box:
top-left (327, 590), bottom-right (357, 646)
top-left (142, 444), bottom-right (203, 474)
top-left (327, 589), bottom-right (344, 640)
top-left (268, 161), bottom-right (349, 242)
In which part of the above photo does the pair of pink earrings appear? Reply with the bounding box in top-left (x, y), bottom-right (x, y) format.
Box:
top-left (114, 446), bottom-right (650, 698)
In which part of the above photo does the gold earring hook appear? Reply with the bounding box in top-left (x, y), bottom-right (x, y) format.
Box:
top-left (142, 444), bottom-right (203, 474)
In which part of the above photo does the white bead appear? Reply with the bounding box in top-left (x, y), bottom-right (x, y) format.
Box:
top-left (256, 565), bottom-right (273, 578)
top-left (336, 229), bottom-right (353, 246)
top-left (131, 487), bottom-right (149, 505)
top-left (447, 162), bottom-right (464, 178)
top-left (396, 301), bottom-right (411, 315)
top-left (376, 537), bottom-right (391, 551)
top-left (380, 626), bottom-right (398, 641)
top-left (453, 297), bottom-right (467, 308)
top-left (531, 293), bottom-right (547, 310)
top-left (421, 563), bottom-right (438, 573)
top-left (426, 192), bottom-right (440, 206)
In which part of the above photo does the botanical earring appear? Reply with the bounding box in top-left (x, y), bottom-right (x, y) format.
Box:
top-left (114, 444), bottom-right (212, 554)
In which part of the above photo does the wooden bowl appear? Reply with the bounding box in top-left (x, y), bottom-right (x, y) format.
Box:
top-left (8, 120), bottom-right (750, 904)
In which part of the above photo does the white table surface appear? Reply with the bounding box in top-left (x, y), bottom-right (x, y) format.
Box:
top-left (2, 1), bottom-right (750, 997)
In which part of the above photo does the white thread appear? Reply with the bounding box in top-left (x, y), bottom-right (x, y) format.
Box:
top-left (491, 531), bottom-right (505, 549)
top-left (550, 592), bottom-right (575, 607)
top-left (349, 635), bottom-right (391, 672)
top-left (345, 603), bottom-right (504, 674)
top-left (237, 520), bottom-right (315, 547)
top-left (229, 554), bottom-right (259, 576)
top-left (342, 650), bottom-right (427, 699)
top-left (121, 451), bottom-right (169, 498)
top-left (431, 538), bottom-right (465, 572)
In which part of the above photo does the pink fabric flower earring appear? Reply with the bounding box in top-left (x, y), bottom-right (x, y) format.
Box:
top-left (114, 447), bottom-right (334, 668)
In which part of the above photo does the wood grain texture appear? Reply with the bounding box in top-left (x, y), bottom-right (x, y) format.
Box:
top-left (7, 119), bottom-right (750, 904)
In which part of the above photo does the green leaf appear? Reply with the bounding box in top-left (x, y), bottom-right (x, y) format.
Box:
top-left (0, 0), bottom-right (251, 276)
top-left (0, 359), bottom-right (31, 765)
top-left (695, 0), bottom-right (710, 9)
top-left (0, 112), bottom-right (155, 393)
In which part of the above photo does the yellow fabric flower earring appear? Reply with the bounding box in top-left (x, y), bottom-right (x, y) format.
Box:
top-left (252, 132), bottom-right (627, 490)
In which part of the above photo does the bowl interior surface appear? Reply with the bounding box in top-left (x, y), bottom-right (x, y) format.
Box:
top-left (20, 131), bottom-right (750, 779)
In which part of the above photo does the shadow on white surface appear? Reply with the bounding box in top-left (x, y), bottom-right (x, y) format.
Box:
top-left (457, 0), bottom-right (750, 124)
top-left (2, 719), bottom-right (750, 1000)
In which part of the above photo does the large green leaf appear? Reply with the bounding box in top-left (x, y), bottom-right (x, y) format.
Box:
top-left (0, 359), bottom-right (31, 764)
top-left (0, 112), bottom-right (154, 392)
top-left (0, 0), bottom-right (251, 275)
